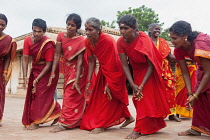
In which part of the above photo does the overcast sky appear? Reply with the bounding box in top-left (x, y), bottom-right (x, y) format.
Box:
top-left (1, 0), bottom-right (210, 38)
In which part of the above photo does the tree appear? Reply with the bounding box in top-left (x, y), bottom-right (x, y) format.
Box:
top-left (101, 5), bottom-right (170, 40)
top-left (101, 20), bottom-right (116, 28)
top-left (159, 28), bottom-right (171, 41)
top-left (116, 5), bottom-right (164, 32)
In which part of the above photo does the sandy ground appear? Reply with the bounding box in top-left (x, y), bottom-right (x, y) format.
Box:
top-left (0, 95), bottom-right (209, 140)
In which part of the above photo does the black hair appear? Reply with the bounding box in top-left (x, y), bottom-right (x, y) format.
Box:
top-left (32, 18), bottom-right (47, 32)
top-left (169, 20), bottom-right (199, 42)
top-left (118, 14), bottom-right (138, 29)
top-left (66, 13), bottom-right (82, 29)
top-left (85, 17), bottom-right (101, 30)
top-left (0, 13), bottom-right (8, 25)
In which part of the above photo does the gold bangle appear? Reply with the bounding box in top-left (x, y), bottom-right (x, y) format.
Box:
top-left (187, 92), bottom-right (193, 96)
top-left (131, 83), bottom-right (135, 88)
top-left (3, 70), bottom-right (8, 74)
top-left (192, 94), bottom-right (198, 99)
top-left (139, 84), bottom-right (144, 88)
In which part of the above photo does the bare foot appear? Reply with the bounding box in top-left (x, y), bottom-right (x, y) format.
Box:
top-left (90, 128), bottom-right (104, 134)
top-left (49, 125), bottom-right (67, 133)
top-left (178, 129), bottom-right (201, 136)
top-left (51, 118), bottom-right (59, 126)
top-left (24, 124), bottom-right (39, 130)
top-left (169, 115), bottom-right (181, 122)
top-left (125, 131), bottom-right (141, 139)
top-left (120, 116), bottom-right (135, 128)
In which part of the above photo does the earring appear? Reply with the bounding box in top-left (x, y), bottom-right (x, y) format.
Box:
top-left (185, 38), bottom-right (187, 42)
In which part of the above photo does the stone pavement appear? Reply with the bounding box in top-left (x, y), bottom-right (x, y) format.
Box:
top-left (0, 96), bottom-right (209, 140)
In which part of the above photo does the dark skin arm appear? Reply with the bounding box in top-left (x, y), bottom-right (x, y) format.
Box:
top-left (119, 53), bottom-right (154, 99)
top-left (22, 55), bottom-right (29, 89)
top-left (186, 57), bottom-right (210, 107)
top-left (3, 49), bottom-right (11, 84)
top-left (72, 51), bottom-right (84, 94)
top-left (85, 55), bottom-right (96, 91)
top-left (167, 52), bottom-right (177, 63)
top-left (32, 61), bottom-right (53, 93)
top-left (47, 42), bottom-right (62, 86)
top-left (178, 59), bottom-right (192, 94)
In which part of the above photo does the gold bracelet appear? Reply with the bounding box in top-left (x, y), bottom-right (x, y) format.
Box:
top-left (3, 70), bottom-right (8, 74)
top-left (187, 92), bottom-right (193, 96)
top-left (192, 94), bottom-right (198, 99)
top-left (137, 84), bottom-right (144, 90)
top-left (131, 83), bottom-right (135, 87)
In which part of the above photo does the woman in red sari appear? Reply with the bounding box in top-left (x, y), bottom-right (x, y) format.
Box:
top-left (48, 13), bottom-right (88, 133)
top-left (148, 23), bottom-right (180, 121)
top-left (117, 15), bottom-right (170, 139)
top-left (22, 18), bottom-right (61, 130)
top-left (0, 13), bottom-right (17, 127)
top-left (170, 20), bottom-right (210, 136)
top-left (80, 17), bottom-right (134, 134)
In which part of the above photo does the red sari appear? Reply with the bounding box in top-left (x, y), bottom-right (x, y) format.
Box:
top-left (174, 33), bottom-right (210, 135)
top-left (117, 31), bottom-right (170, 134)
top-left (22, 36), bottom-right (61, 126)
top-left (56, 32), bottom-right (87, 128)
top-left (0, 35), bottom-right (16, 123)
top-left (80, 33), bottom-right (131, 130)
top-left (156, 38), bottom-right (176, 114)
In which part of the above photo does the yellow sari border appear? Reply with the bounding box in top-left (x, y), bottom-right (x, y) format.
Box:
top-left (67, 47), bottom-right (85, 61)
top-left (195, 49), bottom-right (210, 60)
top-left (192, 126), bottom-right (210, 135)
top-left (33, 99), bottom-right (56, 125)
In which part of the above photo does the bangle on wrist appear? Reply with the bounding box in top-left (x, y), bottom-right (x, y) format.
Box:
top-left (131, 83), bottom-right (135, 87)
top-left (187, 92), bottom-right (193, 96)
top-left (3, 70), bottom-right (8, 74)
top-left (51, 73), bottom-right (55, 75)
top-left (137, 84), bottom-right (144, 90)
top-left (192, 94), bottom-right (198, 99)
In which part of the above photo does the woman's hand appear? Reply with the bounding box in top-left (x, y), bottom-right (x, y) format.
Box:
top-left (32, 78), bottom-right (38, 94)
top-left (3, 73), bottom-right (7, 85)
top-left (104, 84), bottom-right (112, 100)
top-left (185, 95), bottom-right (196, 111)
top-left (47, 74), bottom-right (55, 86)
top-left (72, 81), bottom-right (81, 94)
top-left (132, 83), bottom-right (143, 101)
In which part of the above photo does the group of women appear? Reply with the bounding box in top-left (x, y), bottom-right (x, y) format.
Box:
top-left (0, 12), bottom-right (210, 139)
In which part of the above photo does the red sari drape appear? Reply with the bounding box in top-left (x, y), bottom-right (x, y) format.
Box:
top-left (174, 33), bottom-right (210, 135)
top-left (0, 35), bottom-right (16, 123)
top-left (156, 38), bottom-right (176, 114)
top-left (22, 36), bottom-right (61, 126)
top-left (80, 33), bottom-right (131, 130)
top-left (117, 31), bottom-right (170, 134)
top-left (57, 33), bottom-right (87, 128)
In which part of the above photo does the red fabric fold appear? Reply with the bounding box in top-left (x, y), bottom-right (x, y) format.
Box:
top-left (117, 31), bottom-right (170, 134)
top-left (80, 33), bottom-right (131, 130)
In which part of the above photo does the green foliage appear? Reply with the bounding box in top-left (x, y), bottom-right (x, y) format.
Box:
top-left (116, 5), bottom-right (164, 32)
top-left (100, 20), bottom-right (116, 28)
top-left (101, 5), bottom-right (170, 40)
top-left (159, 28), bottom-right (171, 41)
